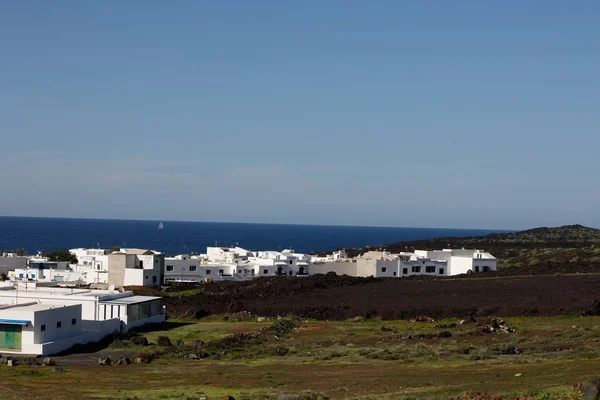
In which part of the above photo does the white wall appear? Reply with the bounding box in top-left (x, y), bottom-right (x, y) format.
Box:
top-left (310, 261), bottom-right (357, 276)
top-left (449, 256), bottom-right (474, 275)
top-left (124, 269), bottom-right (144, 286)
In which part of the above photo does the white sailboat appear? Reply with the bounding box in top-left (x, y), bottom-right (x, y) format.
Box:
top-left (157, 222), bottom-right (164, 230)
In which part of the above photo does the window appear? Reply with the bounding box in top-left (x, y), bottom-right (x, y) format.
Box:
top-left (166, 265), bottom-right (174, 272)
top-left (19, 273), bottom-right (23, 278)
top-left (72, 318), bottom-right (77, 325)
top-left (31, 274), bottom-right (35, 278)
top-left (381, 267), bottom-right (387, 273)
top-left (425, 266), bottom-right (436, 273)
top-left (264, 269), bottom-right (268, 274)
top-left (219, 269), bottom-right (224, 275)
top-left (206, 270), bottom-right (211, 274)
top-left (439, 268), bottom-right (445, 275)
top-left (402, 268), bottom-right (408, 275)
top-left (57, 321), bottom-right (62, 328)
top-left (41, 324), bottom-right (46, 332)
top-left (483, 266), bottom-right (490, 272)
top-left (412, 266), bottom-right (421, 273)
top-left (475, 266), bottom-right (480, 272)
top-left (289, 271), bottom-right (293, 276)
top-left (251, 269), bottom-right (255, 274)
top-left (155, 259), bottom-right (158, 263)
top-left (153, 276), bottom-right (157, 283)
top-left (393, 272), bottom-right (397, 276)
top-left (139, 260), bottom-right (144, 268)
top-left (189, 265), bottom-right (197, 272)
top-left (289, 260), bottom-right (293, 265)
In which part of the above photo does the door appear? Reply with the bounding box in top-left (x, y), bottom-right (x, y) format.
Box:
top-left (0, 324), bottom-right (22, 349)
top-left (277, 266), bottom-right (283, 275)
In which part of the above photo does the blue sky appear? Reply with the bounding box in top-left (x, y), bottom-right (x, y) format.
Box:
top-left (1, 1), bottom-right (599, 229)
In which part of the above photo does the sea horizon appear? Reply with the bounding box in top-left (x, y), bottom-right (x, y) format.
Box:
top-left (0, 214), bottom-right (515, 232)
top-left (0, 216), bottom-right (512, 256)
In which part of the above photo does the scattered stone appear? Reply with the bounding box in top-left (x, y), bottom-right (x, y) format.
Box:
top-left (503, 345), bottom-right (520, 355)
top-left (98, 357), bottom-right (111, 366)
top-left (135, 357), bottom-right (149, 364)
top-left (191, 339), bottom-right (205, 347)
top-left (257, 316), bottom-right (267, 322)
top-left (222, 396), bottom-right (235, 400)
top-left (459, 315), bottom-right (478, 325)
top-left (380, 326), bottom-right (393, 332)
top-left (514, 373), bottom-right (522, 377)
top-left (176, 339), bottom-right (185, 346)
top-left (581, 378), bottom-right (600, 400)
top-left (7, 359), bottom-right (16, 367)
top-left (157, 336), bottom-right (173, 346)
top-left (112, 356), bottom-right (131, 366)
top-left (185, 354), bottom-right (199, 360)
top-left (52, 366), bottom-right (64, 373)
top-left (42, 357), bottom-right (55, 366)
top-left (132, 336), bottom-right (149, 346)
top-left (345, 343), bottom-right (356, 347)
top-left (476, 320), bottom-right (515, 335)
top-left (22, 357), bottom-right (37, 366)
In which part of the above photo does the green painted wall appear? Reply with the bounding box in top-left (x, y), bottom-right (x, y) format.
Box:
top-left (0, 324), bottom-right (22, 349)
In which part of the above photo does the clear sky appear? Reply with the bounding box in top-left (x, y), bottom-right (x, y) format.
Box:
top-left (1, 1), bottom-right (599, 230)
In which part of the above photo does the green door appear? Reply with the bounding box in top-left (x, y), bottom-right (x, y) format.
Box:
top-left (0, 324), bottom-right (22, 349)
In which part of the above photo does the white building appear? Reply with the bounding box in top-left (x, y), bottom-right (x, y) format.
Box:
top-left (107, 248), bottom-right (165, 287)
top-left (15, 258), bottom-right (85, 282)
top-left (70, 248), bottom-right (110, 284)
top-left (354, 251), bottom-right (448, 278)
top-left (249, 249), bottom-right (310, 277)
top-left (164, 247), bottom-right (312, 282)
top-left (164, 254), bottom-right (237, 282)
top-left (0, 283), bottom-right (165, 355)
top-left (412, 249), bottom-right (497, 275)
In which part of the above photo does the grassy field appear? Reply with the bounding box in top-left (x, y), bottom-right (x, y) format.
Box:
top-left (1, 315), bottom-right (599, 399)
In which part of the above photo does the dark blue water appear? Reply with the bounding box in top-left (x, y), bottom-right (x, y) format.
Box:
top-left (0, 217), bottom-right (508, 256)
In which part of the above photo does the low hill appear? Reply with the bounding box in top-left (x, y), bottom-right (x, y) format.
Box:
top-left (482, 224), bottom-right (600, 243)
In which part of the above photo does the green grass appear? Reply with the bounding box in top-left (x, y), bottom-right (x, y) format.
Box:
top-left (1, 316), bottom-right (599, 399)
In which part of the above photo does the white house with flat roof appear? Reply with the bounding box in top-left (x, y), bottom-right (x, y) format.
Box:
top-left (69, 248), bottom-right (110, 284)
top-left (0, 282), bottom-right (165, 355)
top-left (0, 301), bottom-right (122, 356)
top-left (412, 249), bottom-right (497, 275)
top-left (107, 248), bottom-right (165, 287)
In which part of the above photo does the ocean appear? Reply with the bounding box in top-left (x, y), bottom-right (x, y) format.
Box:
top-left (0, 216), bottom-right (507, 256)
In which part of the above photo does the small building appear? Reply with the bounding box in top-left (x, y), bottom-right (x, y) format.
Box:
top-left (413, 249), bottom-right (497, 275)
top-left (0, 282), bottom-right (165, 355)
top-left (107, 249), bottom-right (165, 287)
top-left (0, 302), bottom-right (120, 356)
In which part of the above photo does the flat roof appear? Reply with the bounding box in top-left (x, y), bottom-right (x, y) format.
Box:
top-left (1, 303), bottom-right (74, 312)
top-left (99, 295), bottom-right (161, 305)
